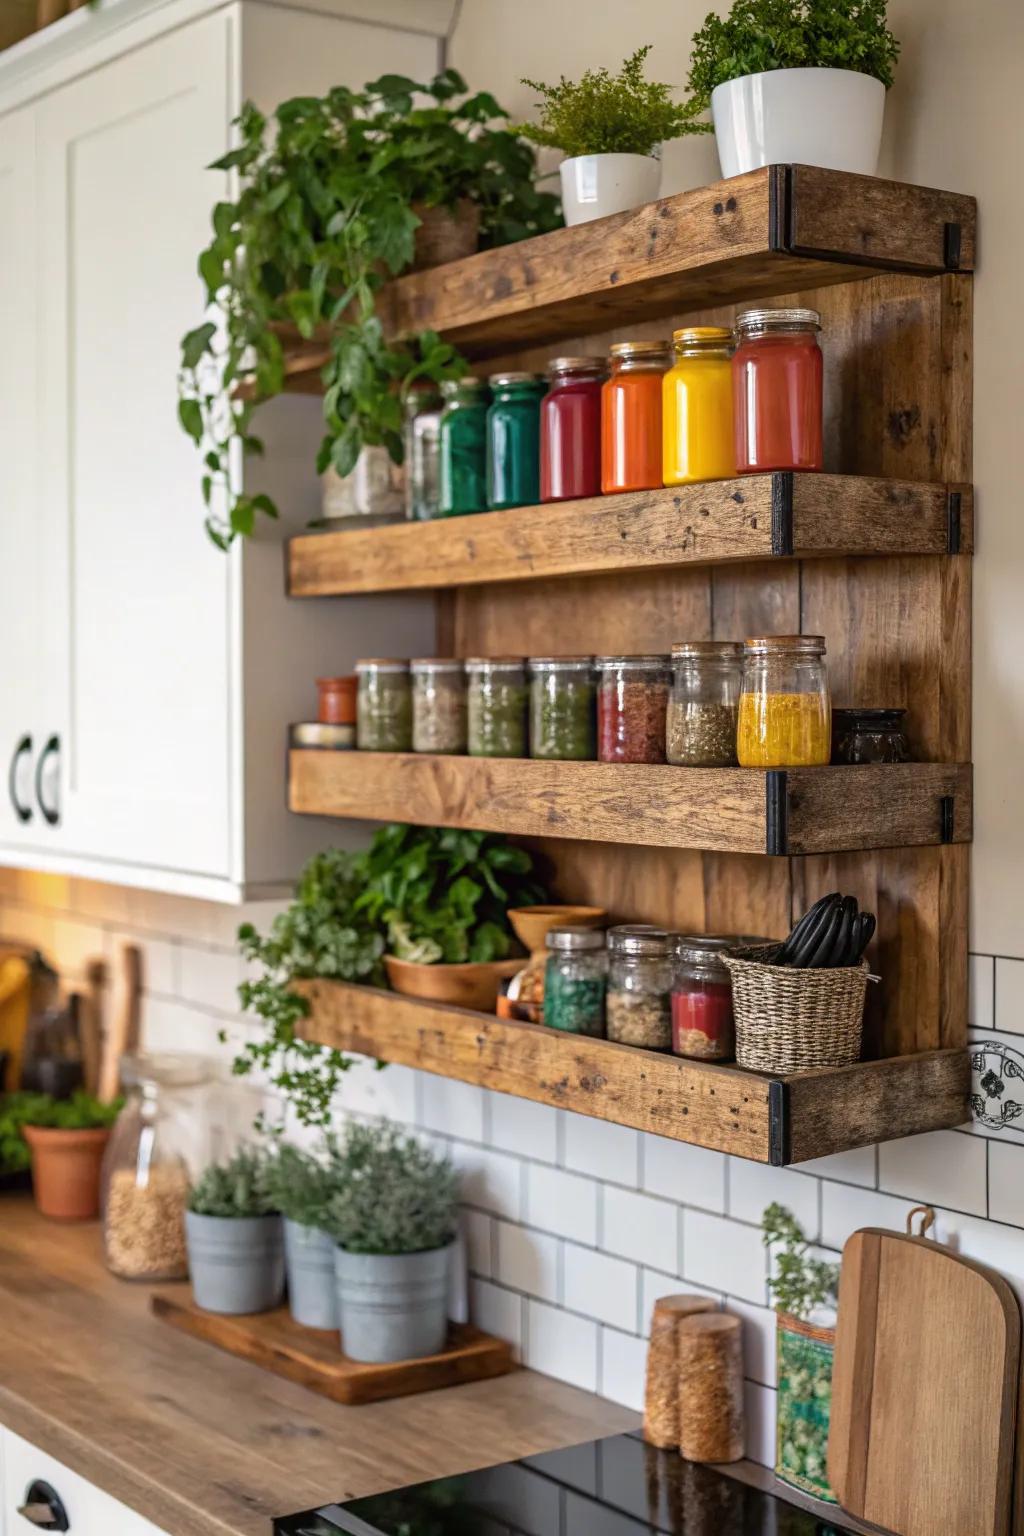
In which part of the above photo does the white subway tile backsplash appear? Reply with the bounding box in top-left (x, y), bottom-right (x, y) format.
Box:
top-left (792, 1145), bottom-right (876, 1186)
top-left (420, 1077), bottom-right (486, 1143)
top-left (725, 1298), bottom-right (778, 1388)
top-left (820, 1182), bottom-right (912, 1252)
top-left (878, 1129), bottom-right (987, 1216)
top-left (642, 1135), bottom-right (726, 1213)
top-left (563, 1244), bottom-right (637, 1331)
top-left (451, 1143), bottom-right (523, 1221)
top-left (602, 1186), bottom-right (679, 1274)
top-left (639, 1270), bottom-right (719, 1335)
top-left (142, 997), bottom-right (235, 1061)
top-left (683, 1210), bottom-right (767, 1305)
top-left (996, 958), bottom-right (1024, 1036)
top-left (526, 1300), bottom-right (598, 1393)
top-left (488, 1093), bottom-right (559, 1163)
top-left (599, 1327), bottom-right (646, 1412)
top-left (970, 953), bottom-right (995, 1030)
top-left (526, 1164), bottom-right (598, 1245)
top-left (115, 929), bottom-right (178, 996)
top-left (470, 1278), bottom-right (524, 1355)
top-left (563, 1115), bottom-right (639, 1186)
top-left (463, 1209), bottom-right (493, 1278)
top-left (338, 1057), bottom-right (420, 1125)
top-left (744, 1380), bottom-right (776, 1468)
top-left (728, 1162), bottom-right (819, 1237)
top-left (178, 943), bottom-right (247, 1016)
top-left (930, 1208), bottom-right (1024, 1305)
top-left (496, 1221), bottom-right (560, 1302)
top-left (988, 1142), bottom-right (1024, 1227)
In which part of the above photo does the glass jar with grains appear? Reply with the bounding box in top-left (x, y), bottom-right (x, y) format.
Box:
top-left (596, 655), bottom-right (671, 763)
top-left (529, 657), bottom-right (596, 760)
top-left (102, 1053), bottom-right (211, 1281)
top-left (667, 641), bottom-right (743, 766)
top-left (466, 657), bottom-right (528, 758)
top-left (356, 659), bottom-right (413, 752)
top-left (544, 927), bottom-right (607, 1035)
top-left (606, 925), bottom-right (673, 1049)
top-left (736, 636), bottom-right (831, 768)
top-left (411, 659), bottom-right (467, 754)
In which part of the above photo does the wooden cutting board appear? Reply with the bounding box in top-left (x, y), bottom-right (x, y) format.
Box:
top-left (829, 1209), bottom-right (1022, 1536)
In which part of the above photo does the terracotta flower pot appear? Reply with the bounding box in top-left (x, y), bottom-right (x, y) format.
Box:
top-left (23, 1125), bottom-right (110, 1221)
top-left (411, 199), bottom-right (481, 271)
top-left (508, 905), bottom-right (606, 960)
top-left (384, 954), bottom-right (522, 1013)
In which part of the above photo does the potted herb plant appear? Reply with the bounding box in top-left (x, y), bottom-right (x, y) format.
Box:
top-left (519, 46), bottom-right (705, 226)
top-left (686, 0), bottom-right (900, 179)
top-left (763, 1201), bottom-right (840, 1503)
top-left (263, 1140), bottom-right (343, 1330)
top-left (21, 1092), bottom-right (121, 1221)
top-left (185, 1146), bottom-right (284, 1316)
top-left (325, 1121), bottom-right (459, 1363)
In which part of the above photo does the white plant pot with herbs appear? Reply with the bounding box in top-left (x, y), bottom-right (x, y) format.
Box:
top-left (185, 1147), bottom-right (284, 1316)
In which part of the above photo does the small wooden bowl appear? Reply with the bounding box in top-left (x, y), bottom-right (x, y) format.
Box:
top-left (507, 905), bottom-right (607, 957)
top-left (384, 955), bottom-right (523, 1014)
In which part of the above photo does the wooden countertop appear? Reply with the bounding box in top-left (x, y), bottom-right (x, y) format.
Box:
top-left (0, 1197), bottom-right (636, 1536)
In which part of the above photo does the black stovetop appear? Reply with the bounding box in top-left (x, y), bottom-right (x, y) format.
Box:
top-left (274, 1432), bottom-right (856, 1536)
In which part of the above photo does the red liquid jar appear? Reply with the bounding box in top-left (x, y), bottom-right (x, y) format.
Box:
top-left (733, 307), bottom-right (823, 473)
top-left (540, 356), bottom-right (605, 502)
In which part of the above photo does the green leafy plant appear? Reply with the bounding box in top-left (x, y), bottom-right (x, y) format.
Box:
top-left (262, 1138), bottom-right (344, 1230)
top-left (0, 1094), bottom-right (52, 1172)
top-left (763, 1202), bottom-right (840, 1321)
top-left (687, 0), bottom-right (900, 118)
top-left (324, 1120), bottom-right (458, 1255)
top-left (519, 45), bottom-right (706, 159)
top-left (179, 69), bottom-right (557, 547)
top-left (188, 1145), bottom-right (276, 1218)
top-left (23, 1091), bottom-right (122, 1132)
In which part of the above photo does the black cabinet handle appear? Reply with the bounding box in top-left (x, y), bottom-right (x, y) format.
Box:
top-left (35, 734), bottom-right (60, 827)
top-left (8, 734), bottom-right (33, 823)
top-left (17, 1480), bottom-right (70, 1530)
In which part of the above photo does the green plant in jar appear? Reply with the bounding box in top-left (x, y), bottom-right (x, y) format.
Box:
top-left (519, 45), bottom-right (707, 157)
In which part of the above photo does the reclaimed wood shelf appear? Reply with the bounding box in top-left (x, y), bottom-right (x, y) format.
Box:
top-left (289, 751), bottom-right (972, 857)
top-left (288, 473), bottom-right (973, 598)
top-left (293, 980), bottom-right (971, 1167)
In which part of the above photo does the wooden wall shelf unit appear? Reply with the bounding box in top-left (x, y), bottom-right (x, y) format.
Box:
top-left (284, 168), bottom-right (976, 1163)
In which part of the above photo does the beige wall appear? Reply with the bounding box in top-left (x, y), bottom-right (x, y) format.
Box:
top-left (449, 0), bottom-right (1024, 958)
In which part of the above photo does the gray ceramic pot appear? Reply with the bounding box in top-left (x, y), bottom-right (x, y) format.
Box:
top-left (284, 1218), bottom-right (338, 1330)
top-left (185, 1210), bottom-right (284, 1315)
top-left (334, 1242), bottom-right (452, 1363)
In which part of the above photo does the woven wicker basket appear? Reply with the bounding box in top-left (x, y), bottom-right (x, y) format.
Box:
top-left (723, 943), bottom-right (869, 1074)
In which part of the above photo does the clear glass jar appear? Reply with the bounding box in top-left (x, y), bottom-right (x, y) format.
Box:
top-left (321, 445), bottom-right (404, 525)
top-left (487, 372), bottom-right (545, 511)
top-left (529, 657), bottom-right (596, 761)
top-left (662, 327), bottom-right (736, 485)
top-left (439, 378), bottom-right (490, 516)
top-left (403, 387), bottom-right (443, 521)
top-left (411, 659), bottom-right (467, 754)
top-left (544, 927), bottom-right (607, 1036)
top-left (596, 655), bottom-right (671, 763)
top-left (356, 659), bottom-right (413, 752)
top-left (670, 936), bottom-right (740, 1060)
top-left (466, 658), bottom-right (528, 758)
top-left (601, 341), bottom-right (671, 494)
top-left (667, 641), bottom-right (744, 766)
top-left (737, 636), bottom-right (831, 768)
top-left (101, 1053), bottom-right (211, 1281)
top-left (733, 307), bottom-right (823, 473)
top-left (606, 925), bottom-right (672, 1049)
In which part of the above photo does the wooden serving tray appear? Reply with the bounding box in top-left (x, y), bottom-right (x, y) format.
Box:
top-left (151, 1292), bottom-right (516, 1406)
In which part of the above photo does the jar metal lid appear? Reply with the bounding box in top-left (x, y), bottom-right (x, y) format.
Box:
top-left (489, 371), bottom-right (544, 387)
top-left (833, 706), bottom-right (907, 725)
top-left (609, 340), bottom-right (672, 358)
top-left (290, 721), bottom-right (356, 750)
top-left (743, 635), bottom-right (826, 656)
top-left (547, 926), bottom-right (606, 952)
top-left (529, 656), bottom-right (594, 672)
top-left (465, 656), bottom-right (525, 672)
top-left (672, 325), bottom-right (733, 345)
top-left (411, 658), bottom-right (464, 673)
top-left (736, 307), bottom-right (821, 338)
top-left (671, 933), bottom-right (770, 968)
top-left (671, 640), bottom-right (744, 659)
top-left (441, 377), bottom-right (489, 398)
top-left (595, 654), bottom-right (671, 671)
top-left (608, 923), bottom-right (670, 956)
top-left (356, 658), bottom-right (410, 672)
top-left (547, 356), bottom-right (605, 377)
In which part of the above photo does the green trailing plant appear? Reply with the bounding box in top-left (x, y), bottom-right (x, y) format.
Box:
top-left (687, 0), bottom-right (900, 120)
top-left (323, 1120), bottom-right (458, 1255)
top-left (179, 69), bottom-right (558, 547)
top-left (23, 1091), bottom-right (122, 1132)
top-left (519, 45), bottom-right (706, 159)
top-left (262, 1138), bottom-right (344, 1230)
top-left (0, 1094), bottom-right (52, 1172)
top-left (762, 1202), bottom-right (840, 1321)
top-left (188, 1145), bottom-right (276, 1218)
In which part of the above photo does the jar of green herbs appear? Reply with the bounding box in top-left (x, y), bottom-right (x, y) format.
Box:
top-left (356, 659), bottom-right (412, 752)
top-left (544, 927), bottom-right (607, 1036)
top-left (439, 378), bottom-right (490, 517)
top-left (466, 658), bottom-right (528, 758)
top-left (529, 657), bottom-right (596, 760)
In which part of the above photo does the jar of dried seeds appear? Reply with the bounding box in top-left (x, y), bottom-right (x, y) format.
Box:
top-left (529, 657), bottom-right (596, 760)
top-left (596, 655), bottom-right (671, 763)
top-left (544, 927), bottom-right (607, 1035)
top-left (411, 659), bottom-right (467, 754)
top-left (466, 658), bottom-right (528, 758)
top-left (606, 926), bottom-right (673, 1049)
top-left (356, 659), bottom-right (413, 751)
top-left (667, 641), bottom-right (743, 766)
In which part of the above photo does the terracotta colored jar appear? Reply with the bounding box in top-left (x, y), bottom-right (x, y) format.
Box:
top-left (24, 1124), bottom-right (110, 1221)
top-left (317, 675), bottom-right (357, 726)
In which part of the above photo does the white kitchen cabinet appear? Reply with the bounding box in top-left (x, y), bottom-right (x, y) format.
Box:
top-left (2, 1425), bottom-right (169, 1536)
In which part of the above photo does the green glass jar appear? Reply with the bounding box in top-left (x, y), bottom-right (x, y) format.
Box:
top-left (544, 927), bottom-right (607, 1035)
top-left (466, 658), bottom-right (528, 758)
top-left (439, 378), bottom-right (490, 517)
top-left (356, 659), bottom-right (412, 752)
top-left (486, 372), bottom-right (545, 511)
top-left (529, 657), bottom-right (596, 760)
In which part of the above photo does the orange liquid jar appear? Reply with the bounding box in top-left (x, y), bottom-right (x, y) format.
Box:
top-left (733, 307), bottom-right (823, 473)
top-left (601, 340), bottom-right (671, 494)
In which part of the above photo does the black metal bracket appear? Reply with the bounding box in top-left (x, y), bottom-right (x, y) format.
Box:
top-left (768, 1080), bottom-right (790, 1166)
top-left (946, 490), bottom-right (962, 555)
top-left (940, 795), bottom-right (955, 844)
top-left (943, 221), bottom-right (962, 271)
top-left (765, 771), bottom-right (789, 856)
top-left (771, 472), bottom-right (795, 556)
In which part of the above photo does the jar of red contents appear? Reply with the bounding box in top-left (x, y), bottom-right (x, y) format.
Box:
top-left (317, 675), bottom-right (356, 725)
top-left (595, 655), bottom-right (671, 763)
top-left (733, 307), bottom-right (823, 473)
top-left (540, 356), bottom-right (605, 502)
top-left (670, 935), bottom-right (758, 1061)
top-left (601, 340), bottom-right (671, 494)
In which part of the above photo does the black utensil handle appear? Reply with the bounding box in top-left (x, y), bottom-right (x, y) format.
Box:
top-left (35, 734), bottom-right (60, 826)
top-left (17, 1480), bottom-right (70, 1530)
top-left (8, 734), bottom-right (32, 824)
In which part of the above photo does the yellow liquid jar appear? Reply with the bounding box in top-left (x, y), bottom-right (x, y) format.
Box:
top-left (662, 326), bottom-right (736, 485)
top-left (736, 635), bottom-right (831, 767)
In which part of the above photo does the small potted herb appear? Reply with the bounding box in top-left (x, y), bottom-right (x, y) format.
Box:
top-left (519, 46), bottom-right (705, 226)
top-left (263, 1140), bottom-right (342, 1330)
top-left (325, 1121), bottom-right (459, 1363)
top-left (686, 0), bottom-right (900, 179)
top-left (185, 1146), bottom-right (283, 1316)
top-left (21, 1092), bottom-right (121, 1222)
top-left (763, 1202), bottom-right (840, 1503)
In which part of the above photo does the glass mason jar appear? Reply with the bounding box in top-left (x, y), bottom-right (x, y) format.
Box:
top-left (529, 657), bottom-right (596, 760)
top-left (733, 307), bottom-right (823, 473)
top-left (662, 326), bottom-right (736, 485)
top-left (667, 641), bottom-right (744, 766)
top-left (439, 378), bottom-right (490, 516)
top-left (321, 445), bottom-right (404, 525)
top-left (411, 658), bottom-right (467, 754)
top-left (540, 357), bottom-right (605, 502)
top-left (101, 1053), bottom-right (211, 1281)
top-left (596, 655), bottom-right (671, 763)
top-left (601, 341), bottom-right (671, 494)
top-left (487, 372), bottom-right (545, 511)
top-left (737, 636), bottom-right (831, 768)
top-left (466, 657), bottom-right (528, 758)
top-left (544, 927), bottom-right (607, 1036)
top-left (403, 386), bottom-right (443, 521)
top-left (831, 706), bottom-right (910, 765)
top-left (671, 935), bottom-right (741, 1060)
top-left (356, 659), bottom-right (413, 752)
top-left (606, 925), bottom-right (673, 1049)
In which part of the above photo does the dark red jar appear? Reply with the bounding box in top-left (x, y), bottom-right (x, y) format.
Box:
top-left (733, 307), bottom-right (823, 473)
top-left (540, 356), bottom-right (604, 502)
top-left (596, 655), bottom-right (671, 763)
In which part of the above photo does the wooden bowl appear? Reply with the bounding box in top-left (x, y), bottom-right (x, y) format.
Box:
top-left (507, 905), bottom-right (607, 957)
top-left (384, 955), bottom-right (524, 1014)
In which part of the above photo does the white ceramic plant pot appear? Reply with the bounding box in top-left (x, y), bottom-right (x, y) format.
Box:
top-left (559, 153), bottom-right (661, 226)
top-left (711, 67), bottom-right (885, 178)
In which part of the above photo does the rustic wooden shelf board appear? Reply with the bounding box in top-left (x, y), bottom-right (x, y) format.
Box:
top-left (288, 473), bottom-right (973, 598)
top-left (289, 751), bottom-right (972, 856)
top-left (151, 1294), bottom-right (515, 1406)
top-left (293, 981), bottom-right (971, 1166)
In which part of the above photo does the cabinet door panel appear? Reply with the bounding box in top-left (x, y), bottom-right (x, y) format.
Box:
top-left (36, 15), bottom-right (236, 878)
top-left (2, 1426), bottom-right (170, 1535)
